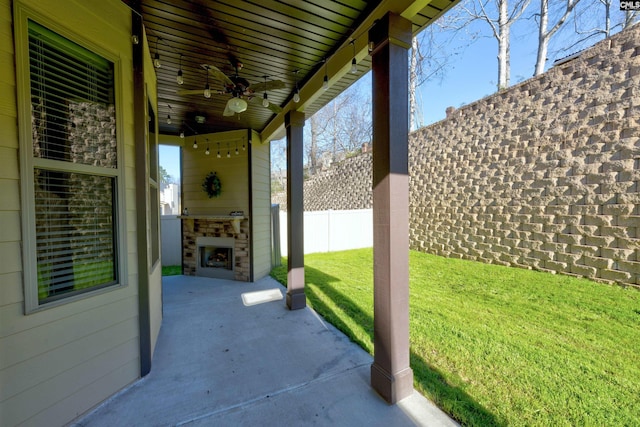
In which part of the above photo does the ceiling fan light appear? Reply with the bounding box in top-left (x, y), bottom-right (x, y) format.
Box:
top-left (227, 97), bottom-right (248, 113)
top-left (262, 92), bottom-right (269, 108)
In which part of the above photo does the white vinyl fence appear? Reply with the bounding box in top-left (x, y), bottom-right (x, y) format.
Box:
top-left (279, 209), bottom-right (373, 256)
top-left (160, 215), bottom-right (181, 265)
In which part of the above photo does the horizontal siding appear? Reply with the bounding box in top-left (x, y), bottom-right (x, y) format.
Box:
top-left (182, 138), bottom-right (250, 215)
top-left (252, 140), bottom-right (272, 279)
top-left (0, 316), bottom-right (138, 401)
top-left (27, 358), bottom-right (139, 427)
top-left (3, 338), bottom-right (139, 427)
top-left (0, 115), bottom-right (18, 149)
top-left (0, 0), bottom-right (142, 426)
top-left (0, 272), bottom-right (22, 307)
top-left (0, 294), bottom-right (138, 367)
top-left (0, 147), bottom-right (18, 179)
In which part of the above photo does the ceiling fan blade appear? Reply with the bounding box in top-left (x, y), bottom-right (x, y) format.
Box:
top-left (250, 79), bottom-right (286, 93)
top-left (176, 89), bottom-right (206, 96)
top-left (249, 96), bottom-right (282, 114)
top-left (202, 64), bottom-right (234, 87)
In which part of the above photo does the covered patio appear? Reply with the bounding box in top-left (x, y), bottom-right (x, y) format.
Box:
top-left (73, 275), bottom-right (456, 426)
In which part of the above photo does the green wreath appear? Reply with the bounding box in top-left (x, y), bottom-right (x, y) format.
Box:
top-left (202, 171), bottom-right (222, 198)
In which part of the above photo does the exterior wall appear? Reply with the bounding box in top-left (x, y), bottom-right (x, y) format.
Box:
top-left (182, 130), bottom-right (250, 216)
top-left (410, 25), bottom-right (640, 287)
top-left (0, 1), bottom-right (143, 426)
top-left (251, 132), bottom-right (273, 279)
top-left (272, 152), bottom-right (373, 212)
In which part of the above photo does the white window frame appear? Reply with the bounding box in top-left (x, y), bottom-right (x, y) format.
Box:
top-left (14, 4), bottom-right (128, 313)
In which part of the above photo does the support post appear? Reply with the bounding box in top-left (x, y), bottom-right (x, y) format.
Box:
top-left (285, 111), bottom-right (306, 310)
top-left (369, 12), bottom-right (413, 404)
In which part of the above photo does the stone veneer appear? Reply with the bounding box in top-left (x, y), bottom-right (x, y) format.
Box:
top-left (182, 217), bottom-right (250, 282)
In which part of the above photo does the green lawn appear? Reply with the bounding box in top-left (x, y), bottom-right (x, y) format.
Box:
top-left (162, 265), bottom-right (182, 276)
top-left (270, 248), bottom-right (640, 426)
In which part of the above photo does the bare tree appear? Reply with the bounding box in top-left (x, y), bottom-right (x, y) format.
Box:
top-left (533, 0), bottom-right (581, 75)
top-left (462, 0), bottom-right (532, 89)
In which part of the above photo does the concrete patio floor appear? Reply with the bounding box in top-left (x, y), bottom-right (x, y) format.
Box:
top-left (73, 275), bottom-right (457, 426)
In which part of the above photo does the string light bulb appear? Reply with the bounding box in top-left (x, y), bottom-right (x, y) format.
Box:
top-left (227, 143), bottom-right (231, 158)
top-left (176, 54), bottom-right (184, 85)
top-left (293, 70), bottom-right (300, 103)
top-left (166, 105), bottom-right (172, 125)
top-left (323, 58), bottom-right (329, 90)
top-left (193, 136), bottom-right (198, 149)
top-left (204, 68), bottom-right (211, 99)
top-left (235, 141), bottom-right (239, 155)
top-left (262, 76), bottom-right (270, 107)
top-left (205, 139), bottom-right (210, 155)
top-left (217, 142), bottom-right (221, 158)
top-left (350, 40), bottom-right (357, 74)
top-left (180, 129), bottom-right (185, 139)
top-left (153, 38), bottom-right (161, 68)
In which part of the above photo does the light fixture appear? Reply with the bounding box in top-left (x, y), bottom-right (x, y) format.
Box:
top-left (293, 70), bottom-right (300, 103)
top-left (323, 58), bottom-right (329, 90)
top-left (204, 68), bottom-right (211, 99)
top-left (205, 139), bottom-right (210, 155)
top-left (217, 142), bottom-right (221, 158)
top-left (262, 76), bottom-right (269, 108)
top-left (193, 134), bottom-right (198, 149)
top-left (180, 129), bottom-right (185, 139)
top-left (177, 54), bottom-right (184, 85)
top-left (166, 105), bottom-right (172, 125)
top-left (153, 38), bottom-right (161, 69)
top-left (226, 97), bottom-right (248, 114)
top-left (235, 141), bottom-right (239, 155)
top-left (227, 143), bottom-right (231, 158)
top-left (131, 35), bottom-right (139, 45)
top-left (350, 40), bottom-right (357, 74)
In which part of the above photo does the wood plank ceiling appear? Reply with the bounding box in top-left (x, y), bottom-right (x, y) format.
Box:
top-left (129, 0), bottom-right (457, 139)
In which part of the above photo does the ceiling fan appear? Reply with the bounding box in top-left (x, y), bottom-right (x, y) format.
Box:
top-left (177, 61), bottom-right (285, 117)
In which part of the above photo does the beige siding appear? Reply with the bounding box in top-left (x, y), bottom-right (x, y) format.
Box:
top-left (0, 0), bottom-right (143, 426)
top-left (149, 263), bottom-right (163, 356)
top-left (251, 133), bottom-right (273, 279)
top-left (182, 130), bottom-right (250, 215)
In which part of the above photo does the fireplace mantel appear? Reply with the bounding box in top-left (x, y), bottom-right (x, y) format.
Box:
top-left (179, 215), bottom-right (246, 234)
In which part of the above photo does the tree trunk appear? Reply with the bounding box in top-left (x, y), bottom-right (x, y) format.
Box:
top-left (410, 36), bottom-right (418, 131)
top-left (497, 0), bottom-right (510, 89)
top-left (535, 0), bottom-right (549, 75)
top-left (309, 115), bottom-right (319, 175)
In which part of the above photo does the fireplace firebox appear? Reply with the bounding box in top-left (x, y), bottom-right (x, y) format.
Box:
top-left (195, 236), bottom-right (235, 280)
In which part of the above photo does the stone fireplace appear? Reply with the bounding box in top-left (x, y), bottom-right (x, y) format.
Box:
top-left (181, 216), bottom-right (249, 282)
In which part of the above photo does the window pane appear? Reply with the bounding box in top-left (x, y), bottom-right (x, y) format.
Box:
top-left (29, 20), bottom-right (116, 168)
top-left (35, 169), bottom-right (117, 303)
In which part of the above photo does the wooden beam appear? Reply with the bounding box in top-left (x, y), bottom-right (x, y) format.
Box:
top-left (285, 110), bottom-right (306, 310)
